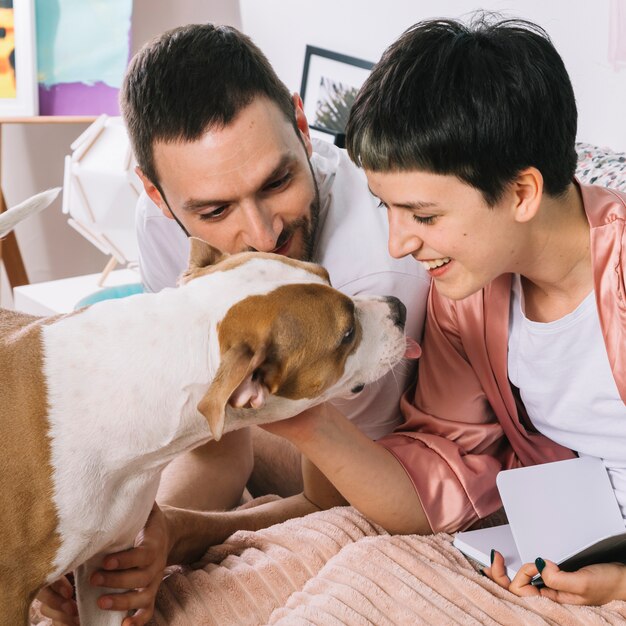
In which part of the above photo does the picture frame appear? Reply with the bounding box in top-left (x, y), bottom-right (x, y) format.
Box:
top-left (299, 45), bottom-right (373, 146)
top-left (0, 0), bottom-right (38, 117)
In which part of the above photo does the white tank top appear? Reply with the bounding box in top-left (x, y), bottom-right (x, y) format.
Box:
top-left (508, 274), bottom-right (626, 517)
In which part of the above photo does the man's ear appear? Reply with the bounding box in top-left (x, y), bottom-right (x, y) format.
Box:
top-left (293, 93), bottom-right (313, 157)
top-left (512, 167), bottom-right (543, 223)
top-left (197, 343), bottom-right (271, 441)
top-left (135, 166), bottom-right (173, 219)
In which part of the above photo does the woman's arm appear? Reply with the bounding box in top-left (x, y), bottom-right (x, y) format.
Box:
top-left (261, 403), bottom-right (432, 535)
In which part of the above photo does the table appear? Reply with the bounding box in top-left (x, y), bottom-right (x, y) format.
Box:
top-left (13, 268), bottom-right (140, 315)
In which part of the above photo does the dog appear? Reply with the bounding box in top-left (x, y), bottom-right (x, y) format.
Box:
top-left (0, 187), bottom-right (61, 240)
top-left (1, 199), bottom-right (413, 626)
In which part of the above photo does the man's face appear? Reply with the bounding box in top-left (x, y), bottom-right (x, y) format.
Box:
top-left (142, 96), bottom-right (319, 260)
top-left (366, 168), bottom-right (527, 301)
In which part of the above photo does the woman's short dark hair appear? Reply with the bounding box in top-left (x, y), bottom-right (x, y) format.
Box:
top-left (346, 14), bottom-right (578, 204)
top-left (120, 24), bottom-right (297, 185)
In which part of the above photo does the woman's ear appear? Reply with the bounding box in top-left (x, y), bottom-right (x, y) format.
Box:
top-left (512, 167), bottom-right (543, 223)
top-left (292, 93), bottom-right (313, 157)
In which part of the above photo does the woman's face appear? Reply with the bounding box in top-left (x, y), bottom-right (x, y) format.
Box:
top-left (366, 169), bottom-right (527, 301)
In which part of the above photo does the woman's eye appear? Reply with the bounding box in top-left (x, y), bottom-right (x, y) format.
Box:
top-left (413, 215), bottom-right (436, 225)
top-left (341, 326), bottom-right (355, 344)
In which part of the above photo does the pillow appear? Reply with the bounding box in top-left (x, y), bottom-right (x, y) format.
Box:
top-left (575, 142), bottom-right (626, 191)
top-left (74, 283), bottom-right (144, 309)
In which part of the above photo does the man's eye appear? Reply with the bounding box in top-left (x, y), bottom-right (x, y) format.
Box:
top-left (341, 326), bottom-right (355, 344)
top-left (198, 206), bottom-right (228, 221)
top-left (265, 173), bottom-right (291, 191)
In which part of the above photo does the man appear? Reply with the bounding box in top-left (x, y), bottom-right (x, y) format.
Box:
top-left (128, 23), bottom-right (429, 510)
top-left (38, 23), bottom-right (429, 625)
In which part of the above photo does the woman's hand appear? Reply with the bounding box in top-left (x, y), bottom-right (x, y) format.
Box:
top-left (486, 550), bottom-right (626, 605)
top-left (37, 503), bottom-right (171, 626)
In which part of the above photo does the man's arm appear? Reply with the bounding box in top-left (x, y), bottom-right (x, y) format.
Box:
top-left (164, 493), bottom-right (321, 564)
top-left (157, 429), bottom-right (254, 511)
top-left (164, 414), bottom-right (431, 567)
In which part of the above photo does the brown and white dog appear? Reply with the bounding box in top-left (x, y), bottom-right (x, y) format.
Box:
top-left (1, 202), bottom-right (411, 625)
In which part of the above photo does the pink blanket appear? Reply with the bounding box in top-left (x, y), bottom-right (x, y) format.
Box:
top-left (32, 507), bottom-right (626, 625)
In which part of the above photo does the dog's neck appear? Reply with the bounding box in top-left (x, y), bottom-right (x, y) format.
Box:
top-left (44, 285), bottom-right (222, 472)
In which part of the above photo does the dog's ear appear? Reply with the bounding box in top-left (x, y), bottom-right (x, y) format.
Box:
top-left (197, 343), bottom-right (271, 441)
top-left (179, 237), bottom-right (228, 284)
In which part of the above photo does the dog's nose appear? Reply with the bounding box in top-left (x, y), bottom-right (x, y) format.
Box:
top-left (385, 296), bottom-right (407, 329)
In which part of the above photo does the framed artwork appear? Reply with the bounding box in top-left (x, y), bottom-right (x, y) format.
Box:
top-left (0, 0), bottom-right (38, 117)
top-left (300, 45), bottom-right (374, 145)
top-left (35, 0), bottom-right (132, 116)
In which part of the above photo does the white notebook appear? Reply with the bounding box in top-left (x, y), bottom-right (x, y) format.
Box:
top-left (453, 457), bottom-right (626, 580)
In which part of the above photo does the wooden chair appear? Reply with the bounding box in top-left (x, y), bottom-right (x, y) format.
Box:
top-left (0, 187), bottom-right (28, 288)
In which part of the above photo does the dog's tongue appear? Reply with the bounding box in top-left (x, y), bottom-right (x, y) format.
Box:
top-left (404, 337), bottom-right (422, 359)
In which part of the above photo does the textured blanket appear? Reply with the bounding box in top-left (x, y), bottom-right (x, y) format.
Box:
top-left (32, 506), bottom-right (626, 625)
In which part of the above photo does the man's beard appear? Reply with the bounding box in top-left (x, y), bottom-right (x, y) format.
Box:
top-left (253, 158), bottom-right (321, 262)
top-left (295, 157), bottom-right (321, 262)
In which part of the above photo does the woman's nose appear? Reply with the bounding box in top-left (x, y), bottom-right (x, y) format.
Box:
top-left (387, 208), bottom-right (423, 259)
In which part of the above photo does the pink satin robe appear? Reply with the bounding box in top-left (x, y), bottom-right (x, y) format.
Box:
top-left (378, 182), bottom-right (626, 533)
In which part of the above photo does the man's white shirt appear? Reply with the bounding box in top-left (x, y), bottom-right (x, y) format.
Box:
top-left (135, 139), bottom-right (430, 439)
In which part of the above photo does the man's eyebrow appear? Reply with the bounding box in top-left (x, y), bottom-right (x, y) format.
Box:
top-left (181, 153), bottom-right (298, 212)
top-left (368, 187), bottom-right (437, 210)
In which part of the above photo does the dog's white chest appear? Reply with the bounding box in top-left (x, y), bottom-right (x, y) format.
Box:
top-left (39, 295), bottom-right (216, 577)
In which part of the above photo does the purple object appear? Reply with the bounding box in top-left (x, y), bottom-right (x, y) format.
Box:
top-left (38, 81), bottom-right (121, 116)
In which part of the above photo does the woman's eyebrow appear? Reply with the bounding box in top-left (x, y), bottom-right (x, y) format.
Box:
top-left (368, 188), bottom-right (438, 211)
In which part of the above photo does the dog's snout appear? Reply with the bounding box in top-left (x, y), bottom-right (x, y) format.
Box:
top-left (386, 296), bottom-right (407, 329)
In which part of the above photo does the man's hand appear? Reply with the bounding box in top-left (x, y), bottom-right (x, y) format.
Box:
top-left (37, 503), bottom-right (170, 626)
top-left (37, 575), bottom-right (78, 625)
top-left (486, 550), bottom-right (626, 605)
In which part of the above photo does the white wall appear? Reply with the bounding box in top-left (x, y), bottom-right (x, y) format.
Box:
top-left (3, 1), bottom-right (624, 307)
top-left (241, 0), bottom-right (626, 152)
top-left (0, 0), bottom-right (242, 308)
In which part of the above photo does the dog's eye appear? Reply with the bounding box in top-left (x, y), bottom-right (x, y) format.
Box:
top-left (341, 326), bottom-right (355, 345)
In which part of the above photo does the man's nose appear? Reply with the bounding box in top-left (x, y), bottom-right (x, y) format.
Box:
top-left (242, 204), bottom-right (282, 252)
top-left (387, 208), bottom-right (423, 259)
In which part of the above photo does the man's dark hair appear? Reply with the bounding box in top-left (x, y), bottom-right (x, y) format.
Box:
top-left (120, 24), bottom-right (297, 185)
top-left (346, 14), bottom-right (578, 204)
